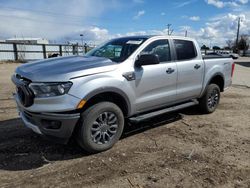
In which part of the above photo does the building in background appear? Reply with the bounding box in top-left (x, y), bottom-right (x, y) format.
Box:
top-left (5, 38), bottom-right (49, 44)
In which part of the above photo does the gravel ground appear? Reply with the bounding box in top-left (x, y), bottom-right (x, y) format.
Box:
top-left (0, 60), bottom-right (249, 188)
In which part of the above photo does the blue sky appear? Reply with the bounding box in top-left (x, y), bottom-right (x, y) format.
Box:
top-left (0, 0), bottom-right (249, 47)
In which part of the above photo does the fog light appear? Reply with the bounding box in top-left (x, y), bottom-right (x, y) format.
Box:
top-left (41, 119), bottom-right (61, 130)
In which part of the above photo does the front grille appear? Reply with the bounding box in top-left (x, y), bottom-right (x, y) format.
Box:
top-left (12, 74), bottom-right (34, 107)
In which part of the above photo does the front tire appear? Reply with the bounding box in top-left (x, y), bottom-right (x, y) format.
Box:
top-left (76, 102), bottom-right (124, 153)
top-left (199, 84), bottom-right (220, 114)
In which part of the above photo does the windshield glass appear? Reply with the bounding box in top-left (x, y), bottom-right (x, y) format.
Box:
top-left (86, 37), bottom-right (148, 62)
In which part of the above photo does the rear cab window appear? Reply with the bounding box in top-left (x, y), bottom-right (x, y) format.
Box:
top-left (173, 39), bottom-right (197, 61)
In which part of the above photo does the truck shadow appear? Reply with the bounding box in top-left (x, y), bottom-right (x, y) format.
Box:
top-left (0, 106), bottom-right (200, 171)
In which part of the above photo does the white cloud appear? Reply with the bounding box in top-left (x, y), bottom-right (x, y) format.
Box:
top-left (183, 12), bottom-right (250, 47)
top-left (0, 0), bottom-right (249, 48)
top-left (189, 16), bottom-right (200, 21)
top-left (205, 0), bottom-right (249, 8)
top-left (175, 0), bottom-right (198, 8)
top-left (237, 0), bottom-right (249, 4)
top-left (115, 12), bottom-right (250, 48)
top-left (72, 27), bottom-right (110, 43)
top-left (0, 0), bottom-right (121, 41)
top-left (133, 10), bottom-right (145, 20)
top-left (206, 0), bottom-right (225, 8)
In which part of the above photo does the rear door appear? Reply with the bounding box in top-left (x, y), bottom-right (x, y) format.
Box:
top-left (173, 39), bottom-right (204, 101)
top-left (133, 39), bottom-right (177, 112)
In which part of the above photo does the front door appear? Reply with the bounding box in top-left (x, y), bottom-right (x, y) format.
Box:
top-left (131, 39), bottom-right (177, 113)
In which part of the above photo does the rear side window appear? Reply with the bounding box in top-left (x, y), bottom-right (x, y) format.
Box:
top-left (174, 39), bottom-right (197, 61)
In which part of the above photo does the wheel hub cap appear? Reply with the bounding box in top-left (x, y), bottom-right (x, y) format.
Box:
top-left (91, 112), bottom-right (118, 145)
top-left (208, 89), bottom-right (219, 109)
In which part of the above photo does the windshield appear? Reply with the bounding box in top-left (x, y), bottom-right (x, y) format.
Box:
top-left (86, 37), bottom-right (148, 62)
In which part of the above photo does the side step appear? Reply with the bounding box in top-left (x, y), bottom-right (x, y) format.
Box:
top-left (129, 99), bottom-right (199, 123)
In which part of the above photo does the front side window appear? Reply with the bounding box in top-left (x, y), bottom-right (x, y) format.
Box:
top-left (140, 40), bottom-right (171, 63)
top-left (174, 39), bottom-right (197, 61)
top-left (86, 37), bottom-right (148, 62)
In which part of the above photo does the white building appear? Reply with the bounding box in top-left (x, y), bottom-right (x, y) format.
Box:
top-left (6, 37), bottom-right (49, 44)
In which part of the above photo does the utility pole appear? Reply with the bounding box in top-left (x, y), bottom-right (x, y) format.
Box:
top-left (167, 24), bottom-right (173, 35)
top-left (185, 30), bottom-right (188, 37)
top-left (80, 34), bottom-right (84, 55)
top-left (235, 17), bottom-right (241, 53)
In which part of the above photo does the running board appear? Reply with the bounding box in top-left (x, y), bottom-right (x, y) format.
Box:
top-left (129, 99), bottom-right (199, 123)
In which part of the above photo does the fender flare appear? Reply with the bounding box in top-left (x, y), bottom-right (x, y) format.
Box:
top-left (84, 87), bottom-right (132, 116)
top-left (200, 72), bottom-right (225, 97)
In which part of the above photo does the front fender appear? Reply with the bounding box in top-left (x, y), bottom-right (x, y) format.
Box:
top-left (69, 73), bottom-right (136, 115)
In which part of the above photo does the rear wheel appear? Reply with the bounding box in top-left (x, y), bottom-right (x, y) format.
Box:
top-left (76, 102), bottom-right (124, 153)
top-left (199, 84), bottom-right (220, 114)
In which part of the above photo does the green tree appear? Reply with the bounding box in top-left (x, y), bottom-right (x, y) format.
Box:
top-left (212, 46), bottom-right (221, 51)
top-left (201, 45), bottom-right (210, 55)
top-left (201, 45), bottom-right (209, 50)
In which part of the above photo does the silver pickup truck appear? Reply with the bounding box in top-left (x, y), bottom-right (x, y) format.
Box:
top-left (12, 35), bottom-right (235, 153)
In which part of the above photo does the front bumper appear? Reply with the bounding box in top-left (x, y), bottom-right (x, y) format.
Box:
top-left (14, 94), bottom-right (80, 143)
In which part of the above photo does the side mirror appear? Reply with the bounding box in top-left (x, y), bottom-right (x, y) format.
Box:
top-left (135, 54), bottom-right (160, 67)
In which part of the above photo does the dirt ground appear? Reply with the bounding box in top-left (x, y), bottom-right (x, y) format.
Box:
top-left (0, 61), bottom-right (249, 188)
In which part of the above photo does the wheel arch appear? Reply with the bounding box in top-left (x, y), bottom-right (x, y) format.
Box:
top-left (208, 73), bottom-right (225, 92)
top-left (200, 73), bottom-right (225, 97)
top-left (80, 87), bottom-right (131, 117)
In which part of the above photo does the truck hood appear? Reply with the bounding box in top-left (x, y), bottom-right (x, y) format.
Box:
top-left (15, 56), bottom-right (118, 82)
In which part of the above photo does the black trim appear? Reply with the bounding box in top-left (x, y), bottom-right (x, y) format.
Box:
top-left (200, 73), bottom-right (225, 97)
top-left (84, 87), bottom-right (131, 116)
top-left (11, 74), bottom-right (34, 107)
top-left (123, 72), bottom-right (136, 81)
top-left (203, 55), bottom-right (232, 59)
top-left (20, 108), bottom-right (80, 143)
top-left (129, 99), bottom-right (199, 123)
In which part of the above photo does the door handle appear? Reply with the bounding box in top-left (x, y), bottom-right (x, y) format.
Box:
top-left (194, 64), bottom-right (201, 69)
top-left (166, 68), bottom-right (175, 74)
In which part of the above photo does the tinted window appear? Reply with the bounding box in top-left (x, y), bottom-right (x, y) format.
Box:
top-left (141, 40), bottom-right (171, 63)
top-left (174, 40), bottom-right (197, 60)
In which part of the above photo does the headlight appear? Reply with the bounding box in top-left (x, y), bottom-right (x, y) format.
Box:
top-left (29, 82), bottom-right (72, 98)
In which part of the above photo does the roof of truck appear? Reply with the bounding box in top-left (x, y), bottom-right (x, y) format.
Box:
top-left (114, 35), bottom-right (195, 41)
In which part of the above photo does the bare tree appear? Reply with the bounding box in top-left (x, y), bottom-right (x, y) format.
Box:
top-left (238, 35), bottom-right (249, 56)
top-left (226, 40), bottom-right (234, 50)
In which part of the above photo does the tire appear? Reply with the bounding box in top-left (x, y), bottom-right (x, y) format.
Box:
top-left (76, 102), bottom-right (124, 153)
top-left (199, 84), bottom-right (220, 114)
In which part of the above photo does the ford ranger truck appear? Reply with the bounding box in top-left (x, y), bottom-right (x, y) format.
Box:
top-left (12, 36), bottom-right (235, 153)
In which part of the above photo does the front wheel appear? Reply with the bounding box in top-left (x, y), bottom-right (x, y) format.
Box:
top-left (199, 84), bottom-right (220, 114)
top-left (76, 102), bottom-right (124, 153)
